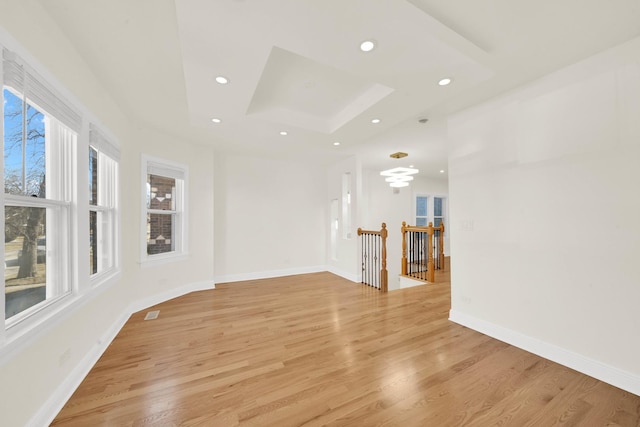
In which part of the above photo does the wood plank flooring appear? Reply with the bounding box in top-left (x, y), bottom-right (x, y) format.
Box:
top-left (52, 268), bottom-right (640, 426)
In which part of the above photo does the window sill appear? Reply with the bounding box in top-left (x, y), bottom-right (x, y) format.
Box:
top-left (90, 268), bottom-right (121, 288)
top-left (139, 252), bottom-right (189, 268)
top-left (0, 276), bottom-right (118, 365)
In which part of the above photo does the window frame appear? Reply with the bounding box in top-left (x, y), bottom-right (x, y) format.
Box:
top-left (414, 193), bottom-right (448, 235)
top-left (88, 124), bottom-right (119, 285)
top-left (140, 154), bottom-right (188, 265)
top-left (0, 40), bottom-right (121, 354)
top-left (2, 52), bottom-right (78, 329)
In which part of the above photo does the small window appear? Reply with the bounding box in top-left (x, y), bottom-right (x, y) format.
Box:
top-left (434, 196), bottom-right (445, 228)
top-left (416, 196), bottom-right (428, 226)
top-left (415, 195), bottom-right (447, 231)
top-left (141, 156), bottom-right (187, 263)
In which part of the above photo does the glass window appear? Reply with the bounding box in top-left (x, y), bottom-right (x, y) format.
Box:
top-left (142, 156), bottom-right (187, 262)
top-left (146, 174), bottom-right (176, 255)
top-left (1, 45), bottom-right (120, 345)
top-left (434, 197), bottom-right (444, 228)
top-left (3, 85), bottom-right (75, 325)
top-left (415, 195), bottom-right (447, 230)
top-left (88, 131), bottom-right (118, 280)
top-left (416, 196), bottom-right (427, 217)
top-left (416, 196), bottom-right (428, 226)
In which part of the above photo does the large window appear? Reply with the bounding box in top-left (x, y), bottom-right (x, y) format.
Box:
top-left (1, 44), bottom-right (120, 343)
top-left (142, 156), bottom-right (187, 262)
top-left (89, 125), bottom-right (119, 280)
top-left (3, 48), bottom-right (79, 325)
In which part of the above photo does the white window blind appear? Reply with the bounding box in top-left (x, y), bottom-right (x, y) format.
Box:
top-left (89, 124), bottom-right (120, 161)
top-left (147, 162), bottom-right (185, 180)
top-left (3, 48), bottom-right (82, 132)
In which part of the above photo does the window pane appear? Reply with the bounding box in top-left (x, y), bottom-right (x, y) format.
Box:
top-left (26, 103), bottom-right (46, 197)
top-left (3, 89), bottom-right (47, 197)
top-left (89, 147), bottom-right (98, 205)
top-left (89, 210), bottom-right (97, 275)
top-left (147, 213), bottom-right (174, 255)
top-left (147, 174), bottom-right (175, 211)
top-left (3, 89), bottom-right (24, 195)
top-left (4, 206), bottom-right (47, 319)
top-left (435, 218), bottom-right (443, 227)
top-left (416, 217), bottom-right (427, 226)
top-left (434, 197), bottom-right (443, 217)
top-left (416, 196), bottom-right (427, 217)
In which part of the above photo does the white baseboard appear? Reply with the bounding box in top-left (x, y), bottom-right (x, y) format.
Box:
top-left (28, 280), bottom-right (215, 427)
top-left (28, 310), bottom-right (130, 427)
top-left (449, 309), bottom-right (640, 396)
top-left (398, 275), bottom-right (426, 290)
top-left (325, 266), bottom-right (359, 283)
top-left (128, 280), bottom-right (215, 314)
top-left (214, 265), bottom-right (327, 284)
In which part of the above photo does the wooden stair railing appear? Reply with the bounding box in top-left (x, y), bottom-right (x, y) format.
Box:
top-left (357, 223), bottom-right (388, 292)
top-left (401, 221), bottom-right (445, 283)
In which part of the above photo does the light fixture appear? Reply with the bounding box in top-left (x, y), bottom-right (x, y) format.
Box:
top-left (440, 169), bottom-right (445, 173)
top-left (360, 40), bottom-right (376, 52)
top-left (211, 118), bottom-right (221, 123)
top-left (438, 78), bottom-right (452, 86)
top-left (215, 76), bottom-right (229, 84)
top-left (280, 131), bottom-right (288, 136)
top-left (333, 142), bottom-right (341, 146)
top-left (380, 167), bottom-right (419, 188)
top-left (371, 118), bottom-right (381, 124)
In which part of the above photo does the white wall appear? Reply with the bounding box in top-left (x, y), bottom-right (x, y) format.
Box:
top-left (0, 2), bottom-right (215, 425)
top-left (214, 152), bottom-right (326, 282)
top-left (448, 37), bottom-right (640, 394)
top-left (326, 156), bottom-right (361, 281)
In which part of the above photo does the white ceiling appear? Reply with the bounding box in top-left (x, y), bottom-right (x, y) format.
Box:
top-left (38, 0), bottom-right (640, 178)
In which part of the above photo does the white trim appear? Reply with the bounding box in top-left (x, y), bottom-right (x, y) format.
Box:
top-left (449, 309), bottom-right (640, 397)
top-left (128, 280), bottom-right (214, 314)
top-left (140, 154), bottom-right (189, 264)
top-left (27, 309), bottom-right (129, 427)
top-left (324, 266), bottom-right (359, 283)
top-left (0, 271), bottom-right (118, 365)
top-left (27, 279), bottom-right (215, 427)
top-left (397, 275), bottom-right (427, 290)
top-left (215, 265), bottom-right (328, 284)
top-left (138, 252), bottom-right (189, 268)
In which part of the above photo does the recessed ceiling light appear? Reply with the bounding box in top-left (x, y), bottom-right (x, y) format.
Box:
top-left (211, 118), bottom-right (221, 123)
top-left (409, 164), bottom-right (414, 168)
top-left (438, 78), bottom-right (452, 86)
top-left (371, 118), bottom-right (381, 124)
top-left (360, 40), bottom-right (376, 52)
top-left (215, 76), bottom-right (229, 84)
top-left (280, 131), bottom-right (288, 136)
top-left (333, 142), bottom-right (340, 146)
top-left (440, 169), bottom-right (445, 173)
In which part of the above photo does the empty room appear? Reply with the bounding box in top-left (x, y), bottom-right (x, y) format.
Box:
top-left (1, 1), bottom-right (639, 426)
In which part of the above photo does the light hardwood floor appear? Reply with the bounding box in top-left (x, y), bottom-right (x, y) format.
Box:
top-left (53, 267), bottom-right (640, 426)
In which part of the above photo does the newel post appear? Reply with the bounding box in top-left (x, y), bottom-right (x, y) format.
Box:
top-left (427, 221), bottom-right (435, 283)
top-left (380, 223), bottom-right (388, 292)
top-left (401, 221), bottom-right (407, 276)
top-left (439, 222), bottom-right (445, 271)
